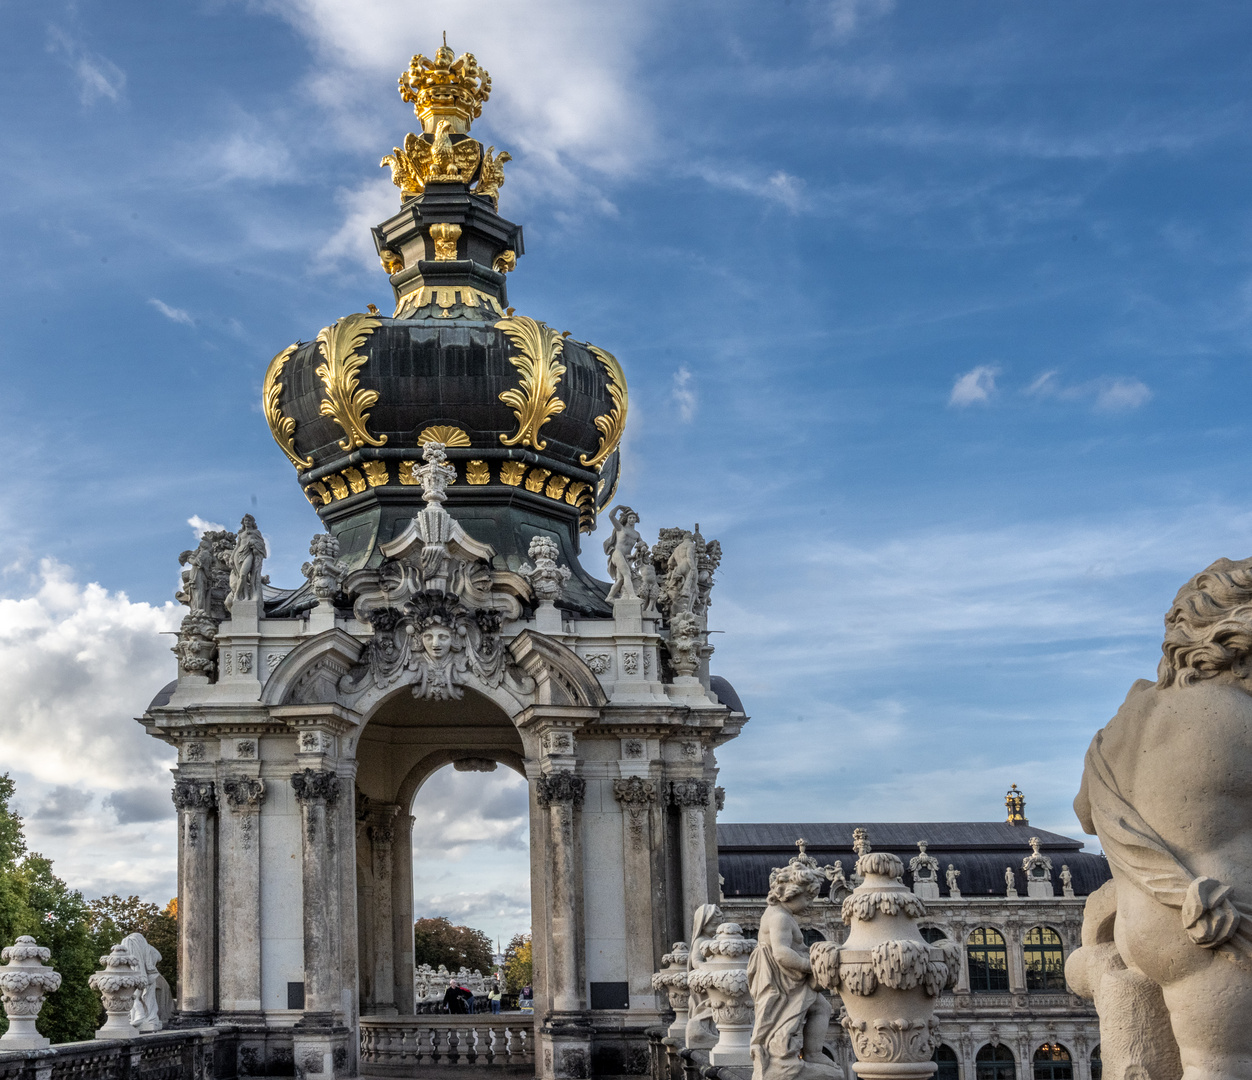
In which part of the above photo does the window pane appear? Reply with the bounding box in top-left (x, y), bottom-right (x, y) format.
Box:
top-left (968, 928), bottom-right (1009, 993)
top-left (1024, 927), bottom-right (1066, 992)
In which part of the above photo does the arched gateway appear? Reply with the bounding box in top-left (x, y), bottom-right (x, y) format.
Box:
top-left (140, 40), bottom-right (746, 1080)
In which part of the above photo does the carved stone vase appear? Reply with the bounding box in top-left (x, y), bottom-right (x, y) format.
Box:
top-left (810, 837), bottom-right (960, 1080)
top-left (88, 944), bottom-right (147, 1040)
top-left (651, 942), bottom-right (691, 1041)
top-left (0, 937), bottom-right (62, 1049)
top-left (687, 922), bottom-right (754, 1066)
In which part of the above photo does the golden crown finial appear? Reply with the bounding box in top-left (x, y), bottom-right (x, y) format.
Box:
top-left (398, 40), bottom-right (492, 135)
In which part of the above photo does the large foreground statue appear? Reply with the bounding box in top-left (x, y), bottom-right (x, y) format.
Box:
top-left (1074, 555), bottom-right (1252, 1079)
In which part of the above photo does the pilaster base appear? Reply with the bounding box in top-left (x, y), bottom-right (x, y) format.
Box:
top-left (292, 1027), bottom-right (351, 1080)
top-left (540, 1012), bottom-right (593, 1080)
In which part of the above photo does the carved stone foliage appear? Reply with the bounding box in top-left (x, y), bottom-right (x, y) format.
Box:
top-left (291, 768), bottom-right (341, 805)
top-left (525, 535), bottom-right (570, 605)
top-left (612, 776), bottom-right (657, 809)
top-left (666, 612), bottom-right (703, 677)
top-left (688, 923), bottom-right (755, 1065)
top-left (0, 936), bottom-right (61, 1049)
top-left (670, 778), bottom-right (711, 809)
top-left (89, 945), bottom-right (147, 1039)
top-left (536, 770), bottom-right (585, 809)
top-left (222, 776), bottom-right (266, 811)
top-left (171, 779), bottom-right (216, 812)
top-left (338, 444), bottom-right (531, 702)
top-left (302, 533), bottom-right (347, 601)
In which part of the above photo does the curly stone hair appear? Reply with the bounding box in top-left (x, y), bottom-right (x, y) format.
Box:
top-left (1158, 556), bottom-right (1252, 688)
top-left (766, 861), bottom-right (825, 906)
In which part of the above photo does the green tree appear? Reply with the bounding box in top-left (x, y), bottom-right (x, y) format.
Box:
top-left (502, 933), bottom-right (532, 994)
top-left (86, 894), bottom-right (178, 992)
top-left (413, 916), bottom-right (494, 975)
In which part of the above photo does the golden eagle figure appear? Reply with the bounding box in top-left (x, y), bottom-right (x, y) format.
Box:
top-left (474, 146), bottom-right (512, 210)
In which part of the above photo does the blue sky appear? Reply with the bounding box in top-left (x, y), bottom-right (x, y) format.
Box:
top-left (2, 0), bottom-right (1252, 943)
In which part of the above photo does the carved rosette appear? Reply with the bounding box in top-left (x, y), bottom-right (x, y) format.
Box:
top-left (809, 833), bottom-right (959, 1078)
top-left (669, 778), bottom-right (711, 810)
top-left (89, 945), bottom-right (147, 1039)
top-left (687, 923), bottom-right (754, 1065)
top-left (536, 770), bottom-right (585, 809)
top-left (291, 769), bottom-right (342, 805)
top-left (0, 937), bottom-right (62, 1049)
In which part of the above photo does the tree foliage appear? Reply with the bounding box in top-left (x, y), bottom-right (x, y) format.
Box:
top-left (502, 933), bottom-right (532, 994)
top-left (413, 916), bottom-right (493, 975)
top-left (0, 774), bottom-right (179, 1045)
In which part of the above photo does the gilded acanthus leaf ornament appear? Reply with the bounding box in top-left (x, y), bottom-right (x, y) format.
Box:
top-left (262, 343), bottom-right (312, 469)
top-left (497, 315), bottom-right (567, 450)
top-left (315, 313), bottom-right (387, 452)
top-left (580, 344), bottom-right (628, 471)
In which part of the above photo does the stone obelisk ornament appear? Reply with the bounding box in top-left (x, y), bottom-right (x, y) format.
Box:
top-left (810, 829), bottom-right (960, 1080)
top-left (1073, 554), bottom-right (1252, 1078)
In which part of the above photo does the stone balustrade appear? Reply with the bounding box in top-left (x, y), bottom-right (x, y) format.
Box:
top-left (0, 1026), bottom-right (226, 1080)
top-left (359, 1016), bottom-right (535, 1074)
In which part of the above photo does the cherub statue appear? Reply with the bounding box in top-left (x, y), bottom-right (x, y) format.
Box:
top-left (1061, 864), bottom-right (1074, 897)
top-left (632, 540), bottom-right (661, 614)
top-left (227, 514), bottom-right (267, 610)
top-left (665, 531), bottom-right (699, 615)
top-left (946, 864), bottom-right (961, 897)
top-left (1005, 866), bottom-right (1018, 897)
top-left (823, 860), bottom-right (848, 901)
top-left (748, 856), bottom-right (840, 1080)
top-left (604, 506), bottom-right (642, 601)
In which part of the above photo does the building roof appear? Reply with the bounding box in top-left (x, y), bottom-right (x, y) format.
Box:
top-left (717, 821), bottom-right (1110, 899)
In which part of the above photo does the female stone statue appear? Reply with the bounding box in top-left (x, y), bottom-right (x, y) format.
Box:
top-left (227, 514), bottom-right (266, 608)
top-left (684, 903), bottom-right (723, 1049)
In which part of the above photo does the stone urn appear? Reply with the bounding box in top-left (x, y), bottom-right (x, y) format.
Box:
top-left (687, 922), bottom-right (754, 1066)
top-left (0, 937), bottom-right (62, 1049)
top-left (651, 942), bottom-right (690, 1040)
top-left (88, 944), bottom-right (147, 1040)
top-left (810, 832), bottom-right (960, 1080)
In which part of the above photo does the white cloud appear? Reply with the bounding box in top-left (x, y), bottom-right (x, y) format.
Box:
top-left (827, 0), bottom-right (896, 41)
top-left (47, 27), bottom-right (126, 106)
top-left (187, 515), bottom-right (225, 539)
top-left (149, 298), bottom-right (195, 326)
top-left (949, 365), bottom-right (997, 406)
top-left (318, 178), bottom-right (400, 273)
top-left (1095, 377), bottom-right (1152, 412)
top-left (672, 366), bottom-right (697, 421)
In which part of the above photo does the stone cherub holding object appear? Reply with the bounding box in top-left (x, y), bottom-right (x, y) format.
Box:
top-left (1070, 555), bottom-right (1252, 1078)
top-left (747, 849), bottom-right (840, 1080)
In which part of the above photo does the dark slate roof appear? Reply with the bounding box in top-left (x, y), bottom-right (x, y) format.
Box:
top-left (709, 676), bottom-right (745, 714)
top-left (147, 680), bottom-right (178, 710)
top-left (717, 821), bottom-right (1110, 899)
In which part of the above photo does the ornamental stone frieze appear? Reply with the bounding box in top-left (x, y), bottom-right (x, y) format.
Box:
top-left (222, 776), bottom-right (266, 811)
top-left (291, 768), bottom-right (342, 805)
top-left (171, 779), bottom-right (217, 812)
top-left (536, 770), bottom-right (585, 808)
top-left (670, 778), bottom-right (712, 809)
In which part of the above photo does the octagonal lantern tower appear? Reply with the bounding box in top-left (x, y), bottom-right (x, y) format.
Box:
top-left (140, 41), bottom-right (747, 1080)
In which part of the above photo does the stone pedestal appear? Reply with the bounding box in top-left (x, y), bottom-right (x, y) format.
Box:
top-left (0, 937), bottom-right (61, 1049)
top-left (688, 923), bottom-right (753, 1066)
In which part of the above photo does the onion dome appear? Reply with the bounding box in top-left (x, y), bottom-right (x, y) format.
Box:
top-left (261, 42), bottom-right (625, 615)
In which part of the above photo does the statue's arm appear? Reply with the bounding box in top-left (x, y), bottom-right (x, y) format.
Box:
top-left (761, 915), bottom-right (811, 974)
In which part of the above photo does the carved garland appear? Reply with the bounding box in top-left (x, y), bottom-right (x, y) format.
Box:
top-left (315, 313), bottom-right (387, 452)
top-left (262, 343), bottom-right (312, 469)
top-left (580, 344), bottom-right (628, 471)
top-left (497, 315), bottom-right (566, 450)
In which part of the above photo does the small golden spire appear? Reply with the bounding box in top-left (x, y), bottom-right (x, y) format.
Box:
top-left (1005, 783), bottom-right (1028, 825)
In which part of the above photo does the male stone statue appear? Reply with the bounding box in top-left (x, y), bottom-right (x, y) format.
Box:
top-left (747, 856), bottom-right (839, 1080)
top-left (946, 864), bottom-right (961, 898)
top-left (1075, 554), bottom-right (1252, 1079)
top-left (604, 506), bottom-right (642, 601)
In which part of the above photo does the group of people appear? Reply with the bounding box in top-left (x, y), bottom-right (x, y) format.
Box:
top-left (441, 978), bottom-right (507, 1014)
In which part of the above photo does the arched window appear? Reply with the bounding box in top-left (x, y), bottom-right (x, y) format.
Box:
top-left (1090, 1047), bottom-right (1101, 1080)
top-left (1033, 1044), bottom-right (1072, 1080)
top-left (1023, 927), bottom-right (1066, 991)
top-left (976, 1043), bottom-right (1015, 1080)
top-left (967, 927), bottom-right (1009, 993)
top-left (933, 1043), bottom-right (960, 1080)
top-left (920, 926), bottom-right (947, 943)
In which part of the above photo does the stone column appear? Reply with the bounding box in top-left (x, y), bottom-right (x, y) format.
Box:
top-left (219, 775), bottom-right (265, 1017)
top-left (391, 813), bottom-right (416, 1014)
top-left (364, 804), bottom-right (400, 1015)
top-left (291, 767), bottom-right (342, 1022)
top-left (613, 776), bottom-right (660, 1007)
top-left (1004, 921), bottom-right (1027, 995)
top-left (537, 769), bottom-right (586, 1014)
top-left (669, 778), bottom-right (711, 941)
top-left (172, 776), bottom-right (217, 1020)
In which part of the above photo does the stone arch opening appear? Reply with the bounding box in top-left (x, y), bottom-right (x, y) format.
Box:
top-left (353, 684), bottom-right (528, 1017)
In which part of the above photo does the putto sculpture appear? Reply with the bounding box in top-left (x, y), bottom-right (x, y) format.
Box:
top-left (1074, 554), bottom-right (1252, 1077)
top-left (748, 844), bottom-right (840, 1080)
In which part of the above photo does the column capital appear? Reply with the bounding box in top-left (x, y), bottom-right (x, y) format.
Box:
top-left (669, 778), bottom-right (711, 809)
top-left (612, 776), bottom-right (657, 809)
top-left (172, 778), bottom-right (217, 812)
top-left (291, 768), bottom-right (341, 805)
top-left (222, 775), bottom-right (266, 811)
top-left (536, 769), bottom-right (585, 808)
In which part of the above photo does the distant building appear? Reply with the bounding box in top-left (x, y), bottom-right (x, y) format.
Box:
top-left (717, 790), bottom-right (1108, 1080)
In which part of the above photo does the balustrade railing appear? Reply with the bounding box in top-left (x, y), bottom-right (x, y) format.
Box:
top-left (0, 1027), bottom-right (224, 1080)
top-left (359, 1016), bottom-right (534, 1073)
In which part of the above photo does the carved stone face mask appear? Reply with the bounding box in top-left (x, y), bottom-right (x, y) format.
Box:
top-left (422, 625), bottom-right (453, 660)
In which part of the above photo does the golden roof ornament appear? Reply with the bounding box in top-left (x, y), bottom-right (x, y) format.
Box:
top-left (382, 38), bottom-right (511, 206)
top-left (1005, 783), bottom-right (1028, 825)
